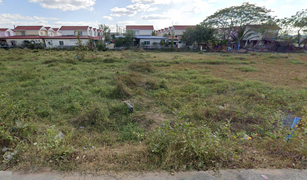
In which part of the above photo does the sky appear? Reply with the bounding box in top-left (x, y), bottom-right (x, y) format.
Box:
top-left (0, 0), bottom-right (306, 32)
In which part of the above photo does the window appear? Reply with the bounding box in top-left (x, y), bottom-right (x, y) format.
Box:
top-left (59, 41), bottom-right (64, 45)
top-left (144, 41), bottom-right (150, 45)
top-left (21, 31), bottom-right (25, 36)
top-left (40, 32), bottom-right (44, 36)
top-left (75, 31), bottom-right (82, 36)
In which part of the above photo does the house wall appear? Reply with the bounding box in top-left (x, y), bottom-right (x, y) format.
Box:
top-left (6, 38), bottom-right (43, 47)
top-left (139, 39), bottom-right (165, 45)
top-left (0, 30), bottom-right (15, 37)
top-left (45, 39), bottom-right (87, 48)
top-left (130, 30), bottom-right (152, 36)
top-left (174, 30), bottom-right (185, 36)
top-left (15, 30), bottom-right (47, 36)
top-left (55, 31), bottom-right (62, 36)
top-left (48, 30), bottom-right (55, 36)
top-left (0, 32), bottom-right (6, 37)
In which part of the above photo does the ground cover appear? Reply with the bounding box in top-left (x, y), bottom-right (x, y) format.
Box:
top-left (0, 49), bottom-right (307, 173)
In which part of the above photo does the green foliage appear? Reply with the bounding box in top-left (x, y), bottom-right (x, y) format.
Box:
top-left (125, 30), bottom-right (135, 48)
top-left (96, 40), bottom-right (107, 51)
top-left (87, 39), bottom-right (95, 51)
top-left (99, 24), bottom-right (111, 42)
top-left (114, 37), bottom-right (125, 48)
top-left (75, 32), bottom-right (87, 60)
top-left (148, 108), bottom-right (224, 169)
top-left (181, 25), bottom-right (215, 49)
top-left (117, 123), bottom-right (145, 142)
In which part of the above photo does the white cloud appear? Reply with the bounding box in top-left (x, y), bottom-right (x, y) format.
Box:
top-left (0, 0), bottom-right (2, 3)
top-left (103, 16), bottom-right (113, 20)
top-left (53, 21), bottom-right (99, 27)
top-left (118, 21), bottom-right (136, 24)
top-left (147, 7), bottom-right (158, 11)
top-left (142, 14), bottom-right (170, 20)
top-left (111, 3), bottom-right (149, 17)
top-left (28, 0), bottom-right (96, 11)
top-left (0, 14), bottom-right (59, 28)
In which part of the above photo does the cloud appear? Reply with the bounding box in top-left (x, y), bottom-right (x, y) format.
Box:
top-left (118, 21), bottom-right (136, 24)
top-left (146, 7), bottom-right (158, 11)
top-left (0, 0), bottom-right (2, 3)
top-left (53, 21), bottom-right (99, 27)
top-left (111, 3), bottom-right (149, 17)
top-left (0, 14), bottom-right (59, 28)
top-left (28, 0), bottom-right (96, 11)
top-left (103, 16), bottom-right (113, 20)
top-left (142, 14), bottom-right (170, 20)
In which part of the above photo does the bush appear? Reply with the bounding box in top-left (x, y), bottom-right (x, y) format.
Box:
top-left (96, 41), bottom-right (108, 51)
top-left (147, 108), bottom-right (224, 169)
top-left (129, 62), bottom-right (154, 73)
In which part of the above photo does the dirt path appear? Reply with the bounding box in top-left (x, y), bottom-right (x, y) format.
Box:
top-left (1, 169), bottom-right (307, 180)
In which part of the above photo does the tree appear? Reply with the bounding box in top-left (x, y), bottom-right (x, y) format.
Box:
top-left (125, 30), bottom-right (135, 48)
top-left (203, 2), bottom-right (274, 41)
top-left (87, 38), bottom-right (95, 51)
top-left (99, 24), bottom-right (111, 43)
top-left (113, 37), bottom-right (125, 48)
top-left (181, 25), bottom-right (215, 50)
top-left (76, 31), bottom-right (87, 60)
top-left (283, 9), bottom-right (307, 47)
top-left (152, 30), bottom-right (156, 36)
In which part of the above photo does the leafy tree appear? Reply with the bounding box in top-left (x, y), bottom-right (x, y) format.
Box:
top-left (203, 2), bottom-right (274, 41)
top-left (283, 9), bottom-right (307, 47)
top-left (76, 31), bottom-right (87, 60)
top-left (96, 40), bottom-right (107, 51)
top-left (152, 30), bottom-right (156, 36)
top-left (125, 30), bottom-right (135, 48)
top-left (113, 37), bottom-right (125, 48)
top-left (99, 24), bottom-right (111, 43)
top-left (87, 38), bottom-right (95, 51)
top-left (181, 25), bottom-right (215, 50)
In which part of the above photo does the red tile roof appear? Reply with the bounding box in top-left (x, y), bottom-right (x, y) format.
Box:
top-left (126, 25), bottom-right (154, 30)
top-left (0, 28), bottom-right (9, 32)
top-left (59, 26), bottom-right (89, 31)
top-left (14, 26), bottom-right (44, 31)
top-left (1, 36), bottom-right (100, 40)
top-left (45, 27), bottom-right (51, 30)
top-left (93, 28), bottom-right (96, 31)
top-left (42, 36), bottom-right (99, 40)
top-left (53, 28), bottom-right (59, 31)
top-left (173, 25), bottom-right (196, 30)
top-left (1, 36), bottom-right (43, 39)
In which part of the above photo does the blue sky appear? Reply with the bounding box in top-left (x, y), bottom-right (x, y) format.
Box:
top-left (0, 0), bottom-right (306, 32)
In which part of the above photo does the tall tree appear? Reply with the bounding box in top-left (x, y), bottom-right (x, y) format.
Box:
top-left (181, 25), bottom-right (215, 50)
top-left (283, 9), bottom-right (307, 47)
top-left (203, 2), bottom-right (274, 41)
top-left (99, 24), bottom-right (111, 43)
top-left (125, 30), bottom-right (135, 48)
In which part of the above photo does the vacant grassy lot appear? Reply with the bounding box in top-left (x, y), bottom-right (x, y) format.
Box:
top-left (0, 49), bottom-right (307, 173)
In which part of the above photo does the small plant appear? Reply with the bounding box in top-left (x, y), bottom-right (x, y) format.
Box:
top-left (75, 31), bottom-right (87, 60)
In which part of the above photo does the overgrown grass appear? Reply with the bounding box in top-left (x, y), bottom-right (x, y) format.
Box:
top-left (0, 49), bottom-right (307, 172)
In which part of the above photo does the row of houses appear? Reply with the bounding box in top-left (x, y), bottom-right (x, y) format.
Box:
top-left (0, 26), bottom-right (103, 48)
top-left (125, 25), bottom-right (194, 48)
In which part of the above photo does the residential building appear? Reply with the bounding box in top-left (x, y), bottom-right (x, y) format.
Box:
top-left (59, 26), bottom-right (90, 36)
top-left (2, 36), bottom-right (43, 47)
top-left (0, 28), bottom-right (15, 37)
top-left (52, 28), bottom-right (62, 36)
top-left (44, 36), bottom-right (100, 48)
top-left (14, 26), bottom-right (47, 36)
top-left (45, 27), bottom-right (55, 36)
top-left (172, 25), bottom-right (196, 36)
top-left (126, 25), bottom-right (154, 36)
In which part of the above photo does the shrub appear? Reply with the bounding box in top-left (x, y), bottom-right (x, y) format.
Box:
top-left (129, 62), bottom-right (154, 73)
top-left (147, 108), bottom-right (224, 169)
